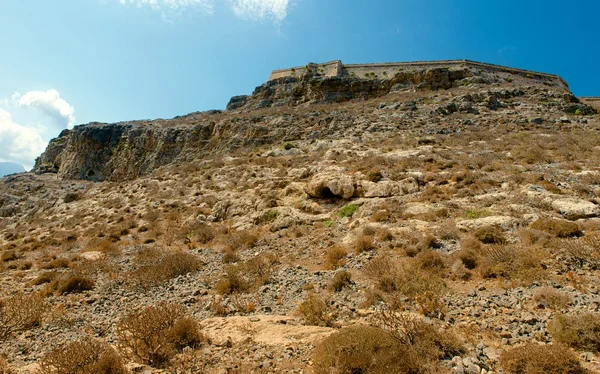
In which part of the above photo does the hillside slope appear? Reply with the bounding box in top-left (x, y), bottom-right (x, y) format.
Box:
top-left (2, 61), bottom-right (600, 373)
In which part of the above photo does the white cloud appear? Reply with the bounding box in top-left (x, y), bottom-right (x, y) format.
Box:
top-left (17, 89), bottom-right (75, 129)
top-left (0, 109), bottom-right (47, 170)
top-left (229, 0), bottom-right (290, 23)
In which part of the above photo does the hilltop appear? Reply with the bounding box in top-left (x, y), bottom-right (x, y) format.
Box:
top-left (1, 60), bottom-right (600, 373)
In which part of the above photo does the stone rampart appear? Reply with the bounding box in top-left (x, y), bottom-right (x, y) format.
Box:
top-left (268, 59), bottom-right (568, 88)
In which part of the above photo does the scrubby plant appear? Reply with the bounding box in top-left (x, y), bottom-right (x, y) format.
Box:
top-left (530, 218), bottom-right (582, 238)
top-left (533, 287), bottom-right (571, 310)
top-left (116, 302), bottom-right (203, 368)
top-left (215, 253), bottom-right (276, 295)
top-left (477, 244), bottom-right (547, 283)
top-left (499, 342), bottom-right (586, 374)
top-left (325, 245), bottom-right (347, 269)
top-left (298, 293), bottom-right (336, 327)
top-left (39, 337), bottom-right (126, 374)
top-left (338, 203), bottom-right (359, 218)
top-left (129, 249), bottom-right (201, 289)
top-left (0, 292), bottom-right (45, 339)
top-left (49, 274), bottom-right (95, 295)
top-left (63, 192), bottom-right (81, 204)
top-left (354, 234), bottom-right (375, 253)
top-left (548, 313), bottom-right (600, 352)
top-left (330, 270), bottom-right (352, 292)
top-left (474, 225), bottom-right (507, 244)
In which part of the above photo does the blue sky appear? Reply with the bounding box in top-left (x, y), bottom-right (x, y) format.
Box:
top-left (1, 0), bottom-right (599, 170)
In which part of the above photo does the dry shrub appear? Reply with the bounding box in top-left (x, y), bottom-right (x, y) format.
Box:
top-left (116, 302), bottom-right (203, 368)
top-left (519, 228), bottom-right (552, 247)
top-left (0, 355), bottom-right (10, 374)
top-left (478, 244), bottom-right (547, 283)
top-left (129, 249), bottom-right (201, 289)
top-left (45, 274), bottom-right (95, 295)
top-left (39, 337), bottom-right (126, 374)
top-left (215, 253), bottom-right (276, 295)
top-left (0, 292), bottom-right (45, 338)
top-left (219, 229), bottom-right (259, 252)
top-left (415, 250), bottom-right (446, 273)
top-left (530, 218), bottom-right (582, 238)
top-left (298, 293), bottom-right (336, 327)
top-left (533, 287), bottom-right (571, 310)
top-left (401, 232), bottom-right (441, 257)
top-left (474, 225), bottom-right (507, 244)
top-left (371, 210), bottom-right (390, 222)
top-left (31, 271), bottom-right (59, 286)
top-left (436, 220), bottom-right (461, 241)
top-left (1, 251), bottom-right (19, 262)
top-left (559, 235), bottom-right (600, 269)
top-left (354, 234), bottom-right (375, 253)
top-left (499, 343), bottom-right (586, 374)
top-left (313, 321), bottom-right (459, 374)
top-left (183, 221), bottom-right (216, 245)
top-left (363, 255), bottom-right (446, 316)
top-left (330, 270), bottom-right (352, 292)
top-left (375, 310), bottom-right (463, 359)
top-left (548, 313), bottom-right (600, 352)
top-left (85, 238), bottom-right (119, 255)
top-left (325, 245), bottom-right (347, 269)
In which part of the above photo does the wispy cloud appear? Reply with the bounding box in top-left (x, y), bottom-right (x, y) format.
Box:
top-left (17, 89), bottom-right (75, 129)
top-left (117, 0), bottom-right (214, 18)
top-left (112, 0), bottom-right (295, 24)
top-left (229, 0), bottom-right (291, 24)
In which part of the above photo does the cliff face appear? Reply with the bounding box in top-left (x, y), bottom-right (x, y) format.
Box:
top-left (34, 64), bottom-right (594, 181)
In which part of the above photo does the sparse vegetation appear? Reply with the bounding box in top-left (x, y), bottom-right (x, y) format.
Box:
top-left (338, 203), bottom-right (359, 218)
top-left (116, 302), bottom-right (203, 368)
top-left (499, 343), bottom-right (586, 374)
top-left (0, 292), bottom-right (45, 339)
top-left (548, 313), bottom-right (600, 352)
top-left (39, 337), bottom-right (126, 374)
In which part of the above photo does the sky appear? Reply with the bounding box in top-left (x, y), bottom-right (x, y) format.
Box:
top-left (1, 0), bottom-right (599, 170)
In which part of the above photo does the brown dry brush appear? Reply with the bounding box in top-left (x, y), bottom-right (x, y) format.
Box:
top-left (39, 337), bottom-right (127, 374)
top-left (116, 301), bottom-right (204, 368)
top-left (0, 292), bottom-right (45, 340)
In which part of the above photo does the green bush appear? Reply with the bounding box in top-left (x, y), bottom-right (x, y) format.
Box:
top-left (339, 204), bottom-right (359, 218)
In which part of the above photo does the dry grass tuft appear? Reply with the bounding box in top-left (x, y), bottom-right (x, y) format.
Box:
top-left (499, 343), bottom-right (586, 374)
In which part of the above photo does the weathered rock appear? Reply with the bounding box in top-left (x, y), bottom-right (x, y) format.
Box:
top-left (305, 173), bottom-right (356, 199)
top-left (552, 198), bottom-right (600, 220)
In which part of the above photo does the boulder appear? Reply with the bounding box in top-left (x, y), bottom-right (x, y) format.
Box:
top-left (551, 198), bottom-right (600, 220)
top-left (305, 173), bottom-right (356, 199)
top-left (357, 178), bottom-right (419, 197)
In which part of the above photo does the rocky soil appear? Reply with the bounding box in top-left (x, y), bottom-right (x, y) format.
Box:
top-left (1, 64), bottom-right (600, 373)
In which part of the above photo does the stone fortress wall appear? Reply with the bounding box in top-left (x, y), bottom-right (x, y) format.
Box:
top-left (268, 59), bottom-right (568, 88)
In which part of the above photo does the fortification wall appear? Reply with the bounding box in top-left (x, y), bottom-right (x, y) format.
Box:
top-left (267, 59), bottom-right (568, 88)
